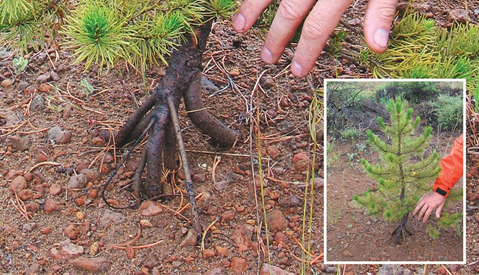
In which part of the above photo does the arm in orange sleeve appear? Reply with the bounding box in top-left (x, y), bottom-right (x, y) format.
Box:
top-left (432, 135), bottom-right (464, 198)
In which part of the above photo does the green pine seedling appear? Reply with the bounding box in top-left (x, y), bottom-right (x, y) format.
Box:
top-left (354, 97), bottom-right (445, 244)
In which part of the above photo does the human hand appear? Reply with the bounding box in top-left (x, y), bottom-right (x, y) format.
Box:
top-left (412, 191), bottom-right (447, 223)
top-left (232, 0), bottom-right (398, 77)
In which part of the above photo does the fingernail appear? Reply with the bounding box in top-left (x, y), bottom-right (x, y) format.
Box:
top-left (373, 28), bottom-right (389, 48)
top-left (232, 13), bottom-right (245, 31)
top-left (261, 47), bottom-right (274, 64)
top-left (291, 61), bottom-right (303, 77)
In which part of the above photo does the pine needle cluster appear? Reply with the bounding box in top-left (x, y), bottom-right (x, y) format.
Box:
top-left (359, 10), bottom-right (479, 91)
top-left (0, 0), bottom-right (236, 73)
top-left (354, 97), bottom-right (441, 222)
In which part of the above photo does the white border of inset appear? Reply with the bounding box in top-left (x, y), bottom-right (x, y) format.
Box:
top-left (323, 78), bottom-right (467, 265)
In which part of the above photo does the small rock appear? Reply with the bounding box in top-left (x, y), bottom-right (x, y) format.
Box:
top-left (1, 79), bottom-right (12, 88)
top-left (26, 202), bottom-right (40, 212)
top-left (203, 249), bottom-right (215, 259)
top-left (201, 76), bottom-right (219, 92)
top-left (179, 228), bottom-right (198, 248)
top-left (377, 265), bottom-right (413, 275)
top-left (448, 8), bottom-right (467, 23)
top-left (260, 263), bottom-right (295, 275)
top-left (8, 136), bottom-right (31, 152)
top-left (278, 195), bottom-right (303, 207)
top-left (221, 210), bottom-right (235, 222)
top-left (23, 223), bottom-right (37, 232)
top-left (40, 227), bottom-right (51, 234)
top-left (266, 210), bottom-right (288, 232)
top-left (139, 200), bottom-right (163, 216)
top-left (325, 266), bottom-right (338, 273)
top-left (314, 177), bottom-right (324, 188)
top-left (50, 71), bottom-right (60, 81)
top-left (49, 184), bottom-right (62, 196)
top-left (215, 246), bottom-right (228, 257)
top-left (274, 232), bottom-right (289, 245)
top-left (231, 257), bottom-right (247, 274)
top-left (269, 190), bottom-right (281, 200)
top-left (17, 81), bottom-right (28, 91)
top-left (24, 85), bottom-right (37, 95)
top-left (64, 224), bottom-right (80, 240)
top-left (67, 174), bottom-right (88, 190)
top-left (50, 239), bottom-right (84, 260)
top-left (292, 152), bottom-right (311, 172)
top-left (44, 199), bottom-right (59, 213)
top-left (100, 209), bottom-right (125, 226)
top-left (80, 169), bottom-right (100, 182)
top-left (48, 126), bottom-right (71, 144)
top-left (233, 224), bottom-right (254, 252)
top-left (17, 189), bottom-right (34, 201)
top-left (37, 72), bottom-right (51, 83)
top-left (24, 172), bottom-right (33, 182)
top-left (9, 176), bottom-right (27, 193)
top-left (143, 252), bottom-right (159, 269)
top-left (89, 242), bottom-right (99, 255)
top-left (347, 18), bottom-right (361, 26)
top-left (29, 94), bottom-right (45, 112)
top-left (259, 75), bottom-right (275, 89)
top-left (38, 83), bottom-right (51, 92)
top-left (204, 267), bottom-right (223, 275)
top-left (267, 145), bottom-right (281, 159)
top-left (192, 173), bottom-right (206, 183)
top-left (71, 257), bottom-right (112, 273)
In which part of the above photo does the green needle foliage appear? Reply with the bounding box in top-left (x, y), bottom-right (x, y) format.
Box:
top-left (0, 0), bottom-right (236, 73)
top-left (360, 10), bottom-right (479, 92)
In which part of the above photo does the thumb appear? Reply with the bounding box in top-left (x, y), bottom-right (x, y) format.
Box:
top-left (363, 0), bottom-right (398, 53)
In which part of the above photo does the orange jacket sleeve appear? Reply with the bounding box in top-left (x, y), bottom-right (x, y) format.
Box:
top-left (432, 135), bottom-right (464, 198)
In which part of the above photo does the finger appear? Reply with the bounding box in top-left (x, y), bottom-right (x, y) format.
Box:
top-left (423, 207), bottom-right (433, 223)
top-left (232, 0), bottom-right (273, 33)
top-left (363, 0), bottom-right (398, 53)
top-left (261, 0), bottom-right (316, 64)
top-left (417, 204), bottom-right (428, 221)
top-left (435, 203), bottom-right (444, 219)
top-left (291, 0), bottom-right (353, 77)
top-left (412, 201), bottom-right (423, 216)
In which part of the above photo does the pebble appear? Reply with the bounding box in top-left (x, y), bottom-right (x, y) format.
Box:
top-left (221, 210), bottom-right (235, 222)
top-left (325, 266), bottom-right (338, 273)
top-left (231, 257), bottom-right (247, 274)
top-left (38, 83), bottom-right (51, 92)
top-left (23, 85), bottom-right (37, 95)
top-left (40, 227), bottom-right (51, 234)
top-left (64, 224), bottom-right (80, 240)
top-left (143, 252), bottom-right (159, 268)
top-left (100, 209), bottom-right (125, 226)
top-left (23, 223), bottom-right (37, 232)
top-left (48, 126), bottom-right (71, 144)
top-left (9, 176), bottom-right (27, 193)
top-left (274, 232), bottom-right (289, 245)
top-left (201, 76), bottom-right (219, 92)
top-left (139, 200), bottom-right (163, 216)
top-left (89, 242), bottom-right (99, 255)
top-left (266, 210), bottom-right (288, 232)
top-left (377, 265), bottom-right (413, 275)
top-left (267, 145), bottom-right (281, 159)
top-left (234, 224), bottom-right (254, 252)
top-left (71, 257), bottom-right (112, 273)
top-left (17, 189), bottom-right (34, 201)
top-left (26, 202), bottom-right (40, 212)
top-left (50, 239), bottom-right (84, 260)
top-left (8, 136), bottom-right (31, 152)
top-left (1, 79), bottom-right (12, 88)
top-left (269, 190), bottom-right (281, 200)
top-left (179, 228), bottom-right (197, 248)
top-left (29, 94), bottom-right (45, 113)
top-left (49, 184), bottom-right (62, 195)
top-left (192, 173), bottom-right (206, 183)
top-left (347, 18), bottom-right (361, 26)
top-left (67, 174), bottom-right (88, 190)
top-left (80, 168), bottom-right (101, 182)
top-left (50, 71), bottom-right (60, 81)
top-left (44, 199), bottom-right (59, 213)
top-left (314, 177), bottom-right (324, 188)
top-left (259, 75), bottom-right (275, 89)
top-left (292, 152), bottom-right (311, 172)
top-left (203, 249), bottom-right (215, 258)
top-left (37, 72), bottom-right (51, 83)
top-left (259, 263), bottom-right (294, 275)
top-left (17, 81), bottom-right (28, 91)
top-left (448, 8), bottom-right (467, 23)
top-left (215, 245), bottom-right (228, 257)
top-left (204, 267), bottom-right (223, 275)
top-left (278, 195), bottom-right (303, 207)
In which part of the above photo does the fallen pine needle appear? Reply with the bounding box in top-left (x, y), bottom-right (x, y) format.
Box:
top-left (201, 217), bottom-right (220, 251)
top-left (27, 161), bottom-right (61, 173)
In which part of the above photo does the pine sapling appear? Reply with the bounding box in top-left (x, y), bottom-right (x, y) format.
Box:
top-left (354, 97), bottom-right (442, 244)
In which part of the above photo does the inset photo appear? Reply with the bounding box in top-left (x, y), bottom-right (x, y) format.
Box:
top-left (324, 79), bottom-right (465, 264)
